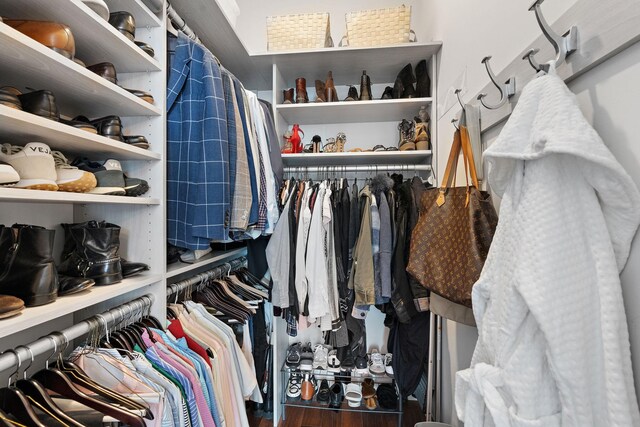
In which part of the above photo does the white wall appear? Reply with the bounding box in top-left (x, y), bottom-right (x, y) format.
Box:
top-left (423, 1), bottom-right (640, 425)
top-left (234, 0), bottom-right (430, 54)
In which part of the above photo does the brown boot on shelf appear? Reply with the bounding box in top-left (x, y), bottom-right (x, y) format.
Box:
top-left (295, 78), bottom-right (308, 103)
top-left (315, 80), bottom-right (326, 102)
top-left (324, 71), bottom-right (338, 102)
top-left (283, 88), bottom-right (294, 104)
top-left (359, 70), bottom-right (372, 101)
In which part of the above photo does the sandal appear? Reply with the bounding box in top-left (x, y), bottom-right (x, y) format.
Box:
top-left (372, 145), bottom-right (386, 152)
top-left (336, 132), bottom-right (347, 152)
top-left (281, 130), bottom-right (294, 154)
top-left (398, 119), bottom-right (416, 150)
top-left (345, 382), bottom-right (363, 407)
top-left (286, 342), bottom-right (302, 368)
top-left (323, 137), bottom-right (337, 153)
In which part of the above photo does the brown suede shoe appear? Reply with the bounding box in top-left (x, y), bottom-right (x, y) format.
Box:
top-left (0, 295), bottom-right (25, 319)
top-left (362, 378), bottom-right (376, 399)
top-left (5, 20), bottom-right (75, 59)
top-left (315, 80), bottom-right (326, 102)
top-left (301, 374), bottom-right (315, 401)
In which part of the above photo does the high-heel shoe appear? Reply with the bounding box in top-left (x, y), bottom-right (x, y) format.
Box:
top-left (324, 71), bottom-right (338, 102)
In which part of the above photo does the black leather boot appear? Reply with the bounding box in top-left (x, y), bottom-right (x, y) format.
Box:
top-left (359, 70), bottom-right (372, 101)
top-left (393, 63), bottom-right (416, 99)
top-left (415, 59), bottom-right (431, 98)
top-left (381, 86), bottom-right (393, 100)
top-left (0, 224), bottom-right (58, 306)
top-left (58, 221), bottom-right (123, 286)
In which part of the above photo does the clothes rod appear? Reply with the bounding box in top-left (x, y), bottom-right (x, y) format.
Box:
top-left (167, 256), bottom-right (247, 299)
top-left (283, 165), bottom-right (432, 173)
top-left (0, 294), bottom-right (154, 373)
top-left (167, 3), bottom-right (200, 42)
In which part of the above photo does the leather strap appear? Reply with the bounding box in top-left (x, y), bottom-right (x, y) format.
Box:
top-left (459, 125), bottom-right (480, 189)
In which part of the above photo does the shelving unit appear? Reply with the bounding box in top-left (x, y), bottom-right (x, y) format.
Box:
top-left (0, 0), bottom-right (167, 346)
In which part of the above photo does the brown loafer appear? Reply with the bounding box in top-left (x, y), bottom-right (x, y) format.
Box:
top-left (134, 41), bottom-right (155, 58)
top-left (125, 88), bottom-right (154, 104)
top-left (123, 135), bottom-right (149, 149)
top-left (0, 87), bottom-right (22, 110)
top-left (5, 20), bottom-right (75, 59)
top-left (108, 11), bottom-right (135, 41)
top-left (87, 62), bottom-right (117, 85)
top-left (362, 378), bottom-right (376, 399)
top-left (0, 295), bottom-right (25, 319)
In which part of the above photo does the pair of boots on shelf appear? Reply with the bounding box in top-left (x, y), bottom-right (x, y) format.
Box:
top-left (0, 221), bottom-right (149, 314)
top-left (381, 60), bottom-right (431, 100)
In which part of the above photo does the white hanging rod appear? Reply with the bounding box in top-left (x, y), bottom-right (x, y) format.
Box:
top-left (167, 256), bottom-right (247, 300)
top-left (0, 294), bottom-right (154, 373)
top-left (284, 164), bottom-right (431, 174)
top-left (166, 2), bottom-right (200, 42)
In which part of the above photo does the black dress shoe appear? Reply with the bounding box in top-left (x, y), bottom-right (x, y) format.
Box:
top-left (0, 87), bottom-right (22, 110)
top-left (90, 115), bottom-right (123, 140)
top-left (87, 62), bottom-right (117, 85)
top-left (109, 11), bottom-right (136, 41)
top-left (329, 383), bottom-right (344, 408)
top-left (58, 275), bottom-right (95, 296)
top-left (18, 90), bottom-right (59, 121)
top-left (121, 259), bottom-right (149, 278)
top-left (134, 41), bottom-right (155, 58)
top-left (60, 115), bottom-right (98, 134)
top-left (123, 135), bottom-right (149, 149)
top-left (0, 224), bottom-right (58, 306)
top-left (381, 86), bottom-right (393, 100)
top-left (316, 380), bottom-right (330, 405)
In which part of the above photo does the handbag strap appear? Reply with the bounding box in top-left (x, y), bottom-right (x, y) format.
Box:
top-left (459, 125), bottom-right (480, 189)
top-left (437, 126), bottom-right (479, 207)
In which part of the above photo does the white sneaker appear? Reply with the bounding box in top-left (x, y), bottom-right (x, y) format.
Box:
top-left (0, 142), bottom-right (58, 190)
top-left (384, 353), bottom-right (393, 376)
top-left (312, 344), bottom-right (329, 370)
top-left (52, 151), bottom-right (96, 193)
top-left (369, 349), bottom-right (386, 375)
top-left (0, 160), bottom-right (19, 186)
top-left (327, 350), bottom-right (341, 373)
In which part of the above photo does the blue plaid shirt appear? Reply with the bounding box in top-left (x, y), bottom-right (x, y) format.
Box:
top-left (167, 33), bottom-right (230, 249)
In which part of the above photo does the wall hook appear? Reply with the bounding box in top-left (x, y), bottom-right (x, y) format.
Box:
top-left (477, 56), bottom-right (515, 110)
top-left (524, 0), bottom-right (578, 73)
top-left (455, 88), bottom-right (465, 111)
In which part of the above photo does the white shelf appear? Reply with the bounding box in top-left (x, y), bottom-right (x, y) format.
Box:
top-left (167, 247), bottom-right (248, 279)
top-left (0, 0), bottom-right (161, 73)
top-left (276, 98), bottom-right (432, 125)
top-left (258, 42), bottom-right (442, 86)
top-left (0, 189), bottom-right (160, 205)
top-left (0, 105), bottom-right (161, 161)
top-left (0, 273), bottom-right (163, 339)
top-left (105, 0), bottom-right (162, 28)
top-left (0, 24), bottom-right (161, 118)
top-left (281, 150), bottom-right (432, 167)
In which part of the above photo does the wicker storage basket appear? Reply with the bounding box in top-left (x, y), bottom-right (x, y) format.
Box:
top-left (267, 12), bottom-right (333, 52)
top-left (342, 5), bottom-right (415, 47)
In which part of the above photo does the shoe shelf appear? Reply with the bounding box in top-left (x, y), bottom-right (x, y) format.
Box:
top-left (105, 0), bottom-right (163, 28)
top-left (260, 42), bottom-right (442, 87)
top-left (0, 188), bottom-right (160, 205)
top-left (0, 105), bottom-right (161, 161)
top-left (276, 98), bottom-right (433, 125)
top-left (281, 150), bottom-right (432, 167)
top-left (0, 0), bottom-right (162, 73)
top-left (0, 24), bottom-right (161, 118)
top-left (166, 247), bottom-right (248, 279)
top-left (0, 273), bottom-right (163, 339)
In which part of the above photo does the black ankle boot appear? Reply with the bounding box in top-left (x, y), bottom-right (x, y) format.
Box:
top-left (415, 59), bottom-right (431, 98)
top-left (59, 221), bottom-right (123, 286)
top-left (0, 224), bottom-right (58, 306)
top-left (393, 63), bottom-right (416, 99)
top-left (381, 86), bottom-right (393, 100)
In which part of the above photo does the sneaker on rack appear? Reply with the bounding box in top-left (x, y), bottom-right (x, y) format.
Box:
top-left (354, 355), bottom-right (369, 377)
top-left (0, 160), bottom-right (19, 186)
top-left (312, 344), bottom-right (329, 370)
top-left (384, 353), bottom-right (393, 376)
top-left (327, 349), bottom-right (341, 373)
top-left (0, 142), bottom-right (58, 190)
top-left (300, 342), bottom-right (314, 371)
top-left (286, 371), bottom-right (302, 400)
top-left (369, 349), bottom-right (386, 375)
top-left (52, 151), bottom-right (97, 193)
top-left (71, 157), bottom-right (125, 195)
top-left (124, 175), bottom-right (149, 197)
top-left (285, 342), bottom-right (302, 369)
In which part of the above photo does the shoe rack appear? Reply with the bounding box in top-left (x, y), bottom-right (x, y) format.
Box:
top-left (0, 0), bottom-right (167, 348)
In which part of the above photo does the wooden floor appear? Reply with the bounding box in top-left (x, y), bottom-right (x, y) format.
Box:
top-left (249, 400), bottom-right (424, 427)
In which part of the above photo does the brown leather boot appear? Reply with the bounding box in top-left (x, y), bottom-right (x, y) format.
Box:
top-left (282, 88), bottom-right (294, 104)
top-left (315, 80), bottom-right (326, 102)
top-left (295, 78), bottom-right (308, 103)
top-left (324, 71), bottom-right (338, 102)
top-left (359, 70), bottom-right (372, 100)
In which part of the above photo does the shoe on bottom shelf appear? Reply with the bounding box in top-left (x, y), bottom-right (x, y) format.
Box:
top-left (345, 382), bottom-right (362, 408)
top-left (300, 373), bottom-right (315, 401)
top-left (286, 371), bottom-right (302, 400)
top-left (71, 158), bottom-right (125, 195)
top-left (0, 160), bottom-right (19, 186)
top-left (0, 142), bottom-right (58, 191)
top-left (316, 379), bottom-right (330, 405)
top-left (52, 151), bottom-right (97, 193)
top-left (329, 383), bottom-right (344, 409)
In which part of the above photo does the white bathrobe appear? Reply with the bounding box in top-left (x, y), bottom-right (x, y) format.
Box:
top-left (456, 70), bottom-right (640, 426)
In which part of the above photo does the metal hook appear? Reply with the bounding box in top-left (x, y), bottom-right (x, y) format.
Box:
top-left (451, 117), bottom-right (459, 130)
top-left (477, 56), bottom-right (516, 110)
top-left (454, 88), bottom-right (465, 111)
top-left (524, 0), bottom-right (578, 72)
